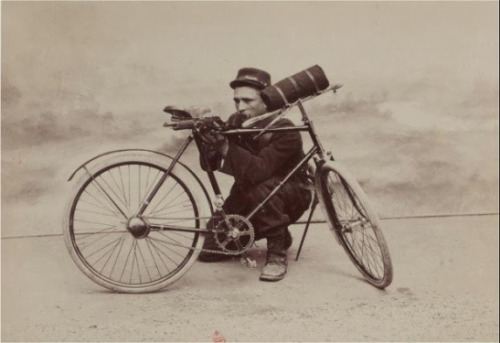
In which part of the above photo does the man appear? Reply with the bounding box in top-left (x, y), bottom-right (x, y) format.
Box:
top-left (198, 67), bottom-right (311, 281)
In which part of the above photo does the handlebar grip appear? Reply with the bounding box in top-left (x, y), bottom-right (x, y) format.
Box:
top-left (172, 120), bottom-right (195, 130)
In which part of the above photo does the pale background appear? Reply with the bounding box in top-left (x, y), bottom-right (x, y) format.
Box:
top-left (2, 2), bottom-right (498, 238)
top-left (1, 2), bottom-right (499, 342)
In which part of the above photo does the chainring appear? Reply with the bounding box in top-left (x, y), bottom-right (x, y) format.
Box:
top-left (213, 214), bottom-right (255, 254)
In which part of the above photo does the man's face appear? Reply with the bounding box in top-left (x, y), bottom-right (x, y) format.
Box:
top-left (233, 86), bottom-right (267, 118)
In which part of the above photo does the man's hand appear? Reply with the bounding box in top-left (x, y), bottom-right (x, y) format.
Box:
top-left (198, 130), bottom-right (228, 156)
top-left (197, 115), bottom-right (238, 157)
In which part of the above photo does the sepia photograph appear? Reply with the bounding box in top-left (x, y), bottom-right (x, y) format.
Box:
top-left (1, 1), bottom-right (499, 342)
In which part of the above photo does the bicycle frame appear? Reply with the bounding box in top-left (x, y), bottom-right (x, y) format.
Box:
top-left (141, 86), bottom-right (341, 240)
top-left (64, 81), bottom-right (394, 291)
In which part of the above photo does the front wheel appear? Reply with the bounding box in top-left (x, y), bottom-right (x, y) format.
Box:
top-left (63, 153), bottom-right (210, 293)
top-left (316, 162), bottom-right (393, 288)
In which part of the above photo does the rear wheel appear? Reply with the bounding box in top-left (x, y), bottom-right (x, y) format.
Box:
top-left (63, 154), bottom-right (207, 293)
top-left (318, 162), bottom-right (393, 288)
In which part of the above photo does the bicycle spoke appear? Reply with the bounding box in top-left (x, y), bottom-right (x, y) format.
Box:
top-left (128, 165), bottom-right (131, 209)
top-left (74, 222), bottom-right (120, 238)
top-left (97, 174), bottom-right (131, 216)
top-left (153, 206), bottom-right (194, 217)
top-left (118, 166), bottom-right (128, 208)
top-left (156, 228), bottom-right (195, 240)
top-left (76, 227), bottom-right (122, 250)
top-left (145, 238), bottom-right (171, 274)
top-left (99, 235), bottom-right (126, 274)
top-left (136, 241), bottom-right (153, 282)
top-left (84, 234), bottom-right (126, 260)
top-left (159, 189), bottom-right (190, 210)
top-left (74, 217), bottom-right (120, 227)
top-left (86, 173), bottom-right (128, 219)
top-left (119, 240), bottom-right (135, 283)
top-left (344, 219), bottom-right (383, 278)
top-left (130, 241), bottom-right (139, 284)
top-left (82, 189), bottom-right (121, 217)
top-left (137, 168), bottom-right (163, 215)
top-left (67, 161), bottom-right (201, 291)
top-left (323, 168), bottom-right (390, 285)
top-left (109, 235), bottom-right (127, 279)
top-left (92, 236), bottom-right (125, 268)
top-left (155, 196), bottom-right (192, 209)
top-left (147, 181), bottom-right (179, 215)
top-left (148, 235), bottom-right (192, 259)
top-left (137, 165), bottom-right (142, 210)
top-left (154, 226), bottom-right (196, 242)
top-left (147, 237), bottom-right (183, 266)
top-left (145, 238), bottom-right (167, 276)
top-left (107, 167), bottom-right (129, 210)
top-left (76, 207), bottom-right (122, 218)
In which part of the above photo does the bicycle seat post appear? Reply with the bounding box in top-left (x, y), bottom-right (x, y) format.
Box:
top-left (298, 99), bottom-right (310, 125)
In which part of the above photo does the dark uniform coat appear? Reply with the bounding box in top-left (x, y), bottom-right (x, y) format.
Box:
top-left (202, 113), bottom-right (311, 239)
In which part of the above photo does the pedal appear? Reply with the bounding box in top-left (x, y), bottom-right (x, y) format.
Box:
top-left (240, 256), bottom-right (257, 269)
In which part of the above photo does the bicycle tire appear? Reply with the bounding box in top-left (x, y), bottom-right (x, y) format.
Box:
top-left (316, 161), bottom-right (393, 288)
top-left (62, 153), bottom-right (209, 293)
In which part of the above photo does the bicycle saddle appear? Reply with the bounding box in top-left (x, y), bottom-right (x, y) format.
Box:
top-left (163, 105), bottom-right (192, 120)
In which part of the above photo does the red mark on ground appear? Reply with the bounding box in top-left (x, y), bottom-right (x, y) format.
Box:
top-left (213, 330), bottom-right (226, 343)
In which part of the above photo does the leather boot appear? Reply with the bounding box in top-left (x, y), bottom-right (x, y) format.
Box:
top-left (284, 228), bottom-right (293, 250)
top-left (260, 228), bottom-right (288, 281)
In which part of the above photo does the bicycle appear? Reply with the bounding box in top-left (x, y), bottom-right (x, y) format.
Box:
top-left (63, 83), bottom-right (393, 293)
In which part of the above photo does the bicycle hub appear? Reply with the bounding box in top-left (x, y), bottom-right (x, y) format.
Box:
top-left (127, 217), bottom-right (150, 238)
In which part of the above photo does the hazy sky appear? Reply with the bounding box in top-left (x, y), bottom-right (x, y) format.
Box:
top-left (2, 1), bottom-right (498, 114)
top-left (1, 1), bottom-right (498, 221)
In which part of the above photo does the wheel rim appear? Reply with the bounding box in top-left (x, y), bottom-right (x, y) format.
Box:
top-left (69, 162), bottom-right (199, 289)
top-left (324, 170), bottom-right (387, 283)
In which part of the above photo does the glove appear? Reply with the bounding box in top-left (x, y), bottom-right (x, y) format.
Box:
top-left (197, 116), bottom-right (226, 147)
top-left (199, 130), bottom-right (226, 148)
top-left (226, 113), bottom-right (248, 129)
top-left (198, 128), bottom-right (228, 156)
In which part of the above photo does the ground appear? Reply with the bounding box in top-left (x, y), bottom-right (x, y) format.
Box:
top-left (1, 215), bottom-right (498, 342)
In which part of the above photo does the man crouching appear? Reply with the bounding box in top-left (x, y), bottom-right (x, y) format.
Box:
top-left (197, 67), bottom-right (311, 281)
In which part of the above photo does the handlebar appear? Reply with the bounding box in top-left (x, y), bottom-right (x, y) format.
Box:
top-left (164, 120), bottom-right (196, 130)
top-left (163, 116), bottom-right (225, 131)
top-left (163, 83), bottom-right (343, 131)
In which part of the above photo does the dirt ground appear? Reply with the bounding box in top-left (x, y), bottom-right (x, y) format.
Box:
top-left (1, 214), bottom-right (498, 342)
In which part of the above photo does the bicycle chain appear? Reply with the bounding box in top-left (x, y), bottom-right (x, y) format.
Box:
top-left (149, 236), bottom-right (251, 256)
top-left (148, 215), bottom-right (255, 256)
